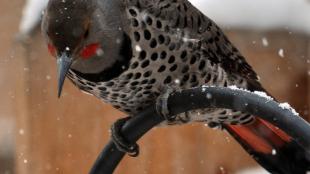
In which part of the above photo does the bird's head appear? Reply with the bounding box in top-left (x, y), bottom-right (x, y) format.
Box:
top-left (42, 0), bottom-right (127, 97)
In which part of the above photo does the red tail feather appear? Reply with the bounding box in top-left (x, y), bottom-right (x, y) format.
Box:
top-left (225, 117), bottom-right (309, 173)
top-left (227, 118), bottom-right (291, 154)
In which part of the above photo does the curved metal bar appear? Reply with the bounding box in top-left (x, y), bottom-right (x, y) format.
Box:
top-left (89, 86), bottom-right (310, 174)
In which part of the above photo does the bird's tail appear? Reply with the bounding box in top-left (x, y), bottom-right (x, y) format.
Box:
top-left (225, 118), bottom-right (310, 174)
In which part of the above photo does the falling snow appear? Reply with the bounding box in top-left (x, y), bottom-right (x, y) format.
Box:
top-left (174, 79), bottom-right (180, 84)
top-left (272, 149), bottom-right (277, 155)
top-left (206, 93), bottom-right (212, 99)
top-left (19, 129), bottom-right (25, 135)
top-left (96, 48), bottom-right (104, 56)
top-left (135, 45), bottom-right (142, 52)
top-left (278, 49), bottom-right (284, 58)
top-left (261, 37), bottom-right (269, 47)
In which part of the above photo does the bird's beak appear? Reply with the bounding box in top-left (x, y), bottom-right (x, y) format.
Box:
top-left (57, 52), bottom-right (73, 98)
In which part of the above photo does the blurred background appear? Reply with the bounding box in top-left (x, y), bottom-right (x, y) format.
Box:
top-left (0, 0), bottom-right (309, 173)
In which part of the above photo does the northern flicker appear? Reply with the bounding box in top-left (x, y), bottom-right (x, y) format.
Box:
top-left (41, 0), bottom-right (310, 173)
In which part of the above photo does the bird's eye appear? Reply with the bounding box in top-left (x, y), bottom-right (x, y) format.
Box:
top-left (80, 43), bottom-right (100, 59)
top-left (47, 43), bottom-right (56, 57)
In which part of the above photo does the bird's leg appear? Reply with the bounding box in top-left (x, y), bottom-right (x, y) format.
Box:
top-left (111, 117), bottom-right (139, 157)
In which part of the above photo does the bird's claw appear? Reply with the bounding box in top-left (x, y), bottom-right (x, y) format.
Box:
top-left (155, 86), bottom-right (175, 122)
top-left (111, 117), bottom-right (139, 157)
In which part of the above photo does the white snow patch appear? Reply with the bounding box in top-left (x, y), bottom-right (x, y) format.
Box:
top-left (228, 85), bottom-right (247, 91)
top-left (253, 91), bottom-right (273, 100)
top-left (228, 86), bottom-right (274, 101)
top-left (279, 102), bottom-right (299, 116)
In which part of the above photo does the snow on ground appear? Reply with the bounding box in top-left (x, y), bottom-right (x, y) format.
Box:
top-left (18, 0), bottom-right (310, 36)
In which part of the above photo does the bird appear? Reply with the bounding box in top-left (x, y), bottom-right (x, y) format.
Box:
top-left (41, 0), bottom-right (310, 173)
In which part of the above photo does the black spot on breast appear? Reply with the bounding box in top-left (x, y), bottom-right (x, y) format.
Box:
top-left (169, 64), bottom-right (178, 72)
top-left (156, 20), bottom-right (162, 29)
top-left (134, 73), bottom-right (141, 79)
top-left (150, 39), bottom-right (157, 48)
top-left (182, 74), bottom-right (190, 82)
top-left (131, 61), bottom-right (139, 69)
top-left (143, 71), bottom-right (152, 77)
top-left (129, 9), bottom-right (137, 17)
top-left (160, 51), bottom-right (167, 59)
top-left (199, 60), bottom-right (206, 71)
top-left (151, 53), bottom-right (158, 61)
top-left (190, 55), bottom-right (197, 64)
top-left (139, 51), bottom-right (147, 60)
top-left (164, 76), bottom-right (172, 84)
top-left (134, 32), bottom-right (140, 41)
top-left (141, 60), bottom-right (150, 68)
top-left (131, 18), bottom-right (139, 27)
top-left (149, 78), bottom-right (156, 84)
top-left (144, 30), bottom-right (151, 40)
top-left (106, 81), bottom-right (114, 87)
top-left (125, 73), bottom-right (133, 80)
top-left (145, 16), bottom-right (153, 25)
top-left (158, 35), bottom-right (165, 44)
top-left (168, 56), bottom-right (176, 64)
top-left (98, 86), bottom-right (107, 91)
top-left (158, 65), bottom-right (166, 72)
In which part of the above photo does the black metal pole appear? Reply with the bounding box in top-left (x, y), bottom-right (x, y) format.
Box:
top-left (89, 86), bottom-right (310, 174)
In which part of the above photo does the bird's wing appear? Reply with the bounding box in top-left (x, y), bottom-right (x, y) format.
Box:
top-left (123, 0), bottom-right (259, 84)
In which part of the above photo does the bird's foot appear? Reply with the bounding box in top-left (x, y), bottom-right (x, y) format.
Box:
top-left (156, 86), bottom-right (175, 122)
top-left (156, 86), bottom-right (190, 124)
top-left (207, 121), bottom-right (223, 130)
top-left (111, 117), bottom-right (139, 157)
